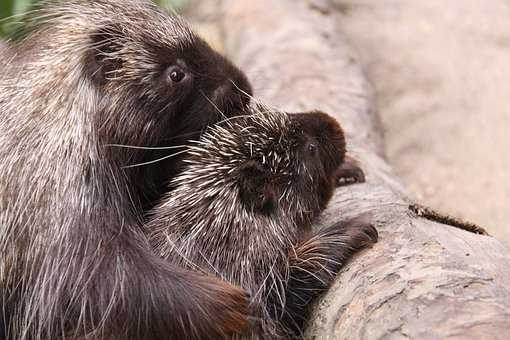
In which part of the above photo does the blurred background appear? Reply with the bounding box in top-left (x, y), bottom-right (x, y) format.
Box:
top-left (334, 0), bottom-right (510, 247)
top-left (1, 0), bottom-right (509, 247)
top-left (0, 0), bottom-right (186, 37)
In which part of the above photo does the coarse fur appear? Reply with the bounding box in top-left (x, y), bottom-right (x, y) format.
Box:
top-left (0, 40), bottom-right (7, 56)
top-left (148, 107), bottom-right (378, 339)
top-left (0, 41), bottom-right (12, 70)
top-left (0, 0), bottom-right (254, 339)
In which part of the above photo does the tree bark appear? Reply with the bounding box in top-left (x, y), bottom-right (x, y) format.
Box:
top-left (219, 1), bottom-right (510, 339)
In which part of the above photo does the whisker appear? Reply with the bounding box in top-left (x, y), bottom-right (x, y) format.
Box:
top-left (199, 90), bottom-right (227, 120)
top-left (104, 144), bottom-right (187, 151)
top-left (213, 113), bottom-right (255, 126)
top-left (228, 79), bottom-right (281, 113)
top-left (121, 150), bottom-right (189, 169)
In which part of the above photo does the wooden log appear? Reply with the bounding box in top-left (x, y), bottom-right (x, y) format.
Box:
top-left (219, 1), bottom-right (510, 339)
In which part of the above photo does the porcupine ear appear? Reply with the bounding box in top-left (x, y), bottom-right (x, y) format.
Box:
top-left (238, 161), bottom-right (277, 215)
top-left (87, 25), bottom-right (124, 85)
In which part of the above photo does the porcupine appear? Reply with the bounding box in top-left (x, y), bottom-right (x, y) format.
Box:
top-left (147, 107), bottom-right (379, 339)
top-left (0, 0), bottom-right (255, 339)
top-left (0, 40), bottom-right (11, 69)
top-left (0, 40), bottom-right (6, 55)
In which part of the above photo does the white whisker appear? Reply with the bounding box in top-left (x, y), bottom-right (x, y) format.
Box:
top-left (104, 144), bottom-right (187, 150)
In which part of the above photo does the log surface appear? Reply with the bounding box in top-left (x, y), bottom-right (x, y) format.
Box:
top-left (219, 1), bottom-right (510, 339)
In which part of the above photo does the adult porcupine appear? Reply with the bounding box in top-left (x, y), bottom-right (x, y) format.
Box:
top-left (148, 107), bottom-right (378, 339)
top-left (0, 40), bottom-right (6, 55)
top-left (0, 40), bottom-right (11, 69)
top-left (0, 0), bottom-right (253, 339)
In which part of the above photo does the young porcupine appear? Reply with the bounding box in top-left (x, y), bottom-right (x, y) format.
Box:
top-left (147, 107), bottom-right (378, 339)
top-left (0, 0), bottom-right (254, 339)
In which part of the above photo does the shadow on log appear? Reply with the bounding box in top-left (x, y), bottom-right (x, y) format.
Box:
top-left (219, 0), bottom-right (510, 339)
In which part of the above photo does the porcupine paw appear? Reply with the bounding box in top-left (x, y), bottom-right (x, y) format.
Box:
top-left (341, 220), bottom-right (379, 250)
top-left (294, 216), bottom-right (378, 283)
top-left (321, 215), bottom-right (378, 259)
top-left (335, 156), bottom-right (366, 187)
top-left (281, 219), bottom-right (377, 337)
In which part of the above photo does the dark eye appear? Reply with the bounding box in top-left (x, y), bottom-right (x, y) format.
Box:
top-left (307, 143), bottom-right (319, 154)
top-left (167, 66), bottom-right (186, 83)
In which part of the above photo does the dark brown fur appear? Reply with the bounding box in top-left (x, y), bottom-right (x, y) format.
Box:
top-left (0, 1), bottom-right (254, 339)
top-left (147, 108), bottom-right (378, 339)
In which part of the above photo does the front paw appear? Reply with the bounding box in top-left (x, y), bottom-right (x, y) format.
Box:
top-left (297, 216), bottom-right (378, 277)
top-left (335, 155), bottom-right (366, 187)
top-left (340, 219), bottom-right (378, 250)
top-left (319, 216), bottom-right (378, 255)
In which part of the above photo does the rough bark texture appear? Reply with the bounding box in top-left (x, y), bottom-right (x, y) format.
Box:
top-left (219, 1), bottom-right (510, 339)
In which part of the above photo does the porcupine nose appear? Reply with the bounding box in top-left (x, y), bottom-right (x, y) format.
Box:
top-left (212, 77), bottom-right (252, 117)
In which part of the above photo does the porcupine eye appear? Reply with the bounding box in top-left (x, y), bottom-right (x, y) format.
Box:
top-left (167, 66), bottom-right (186, 83)
top-left (163, 59), bottom-right (193, 87)
top-left (160, 62), bottom-right (193, 99)
top-left (306, 141), bottom-right (319, 157)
